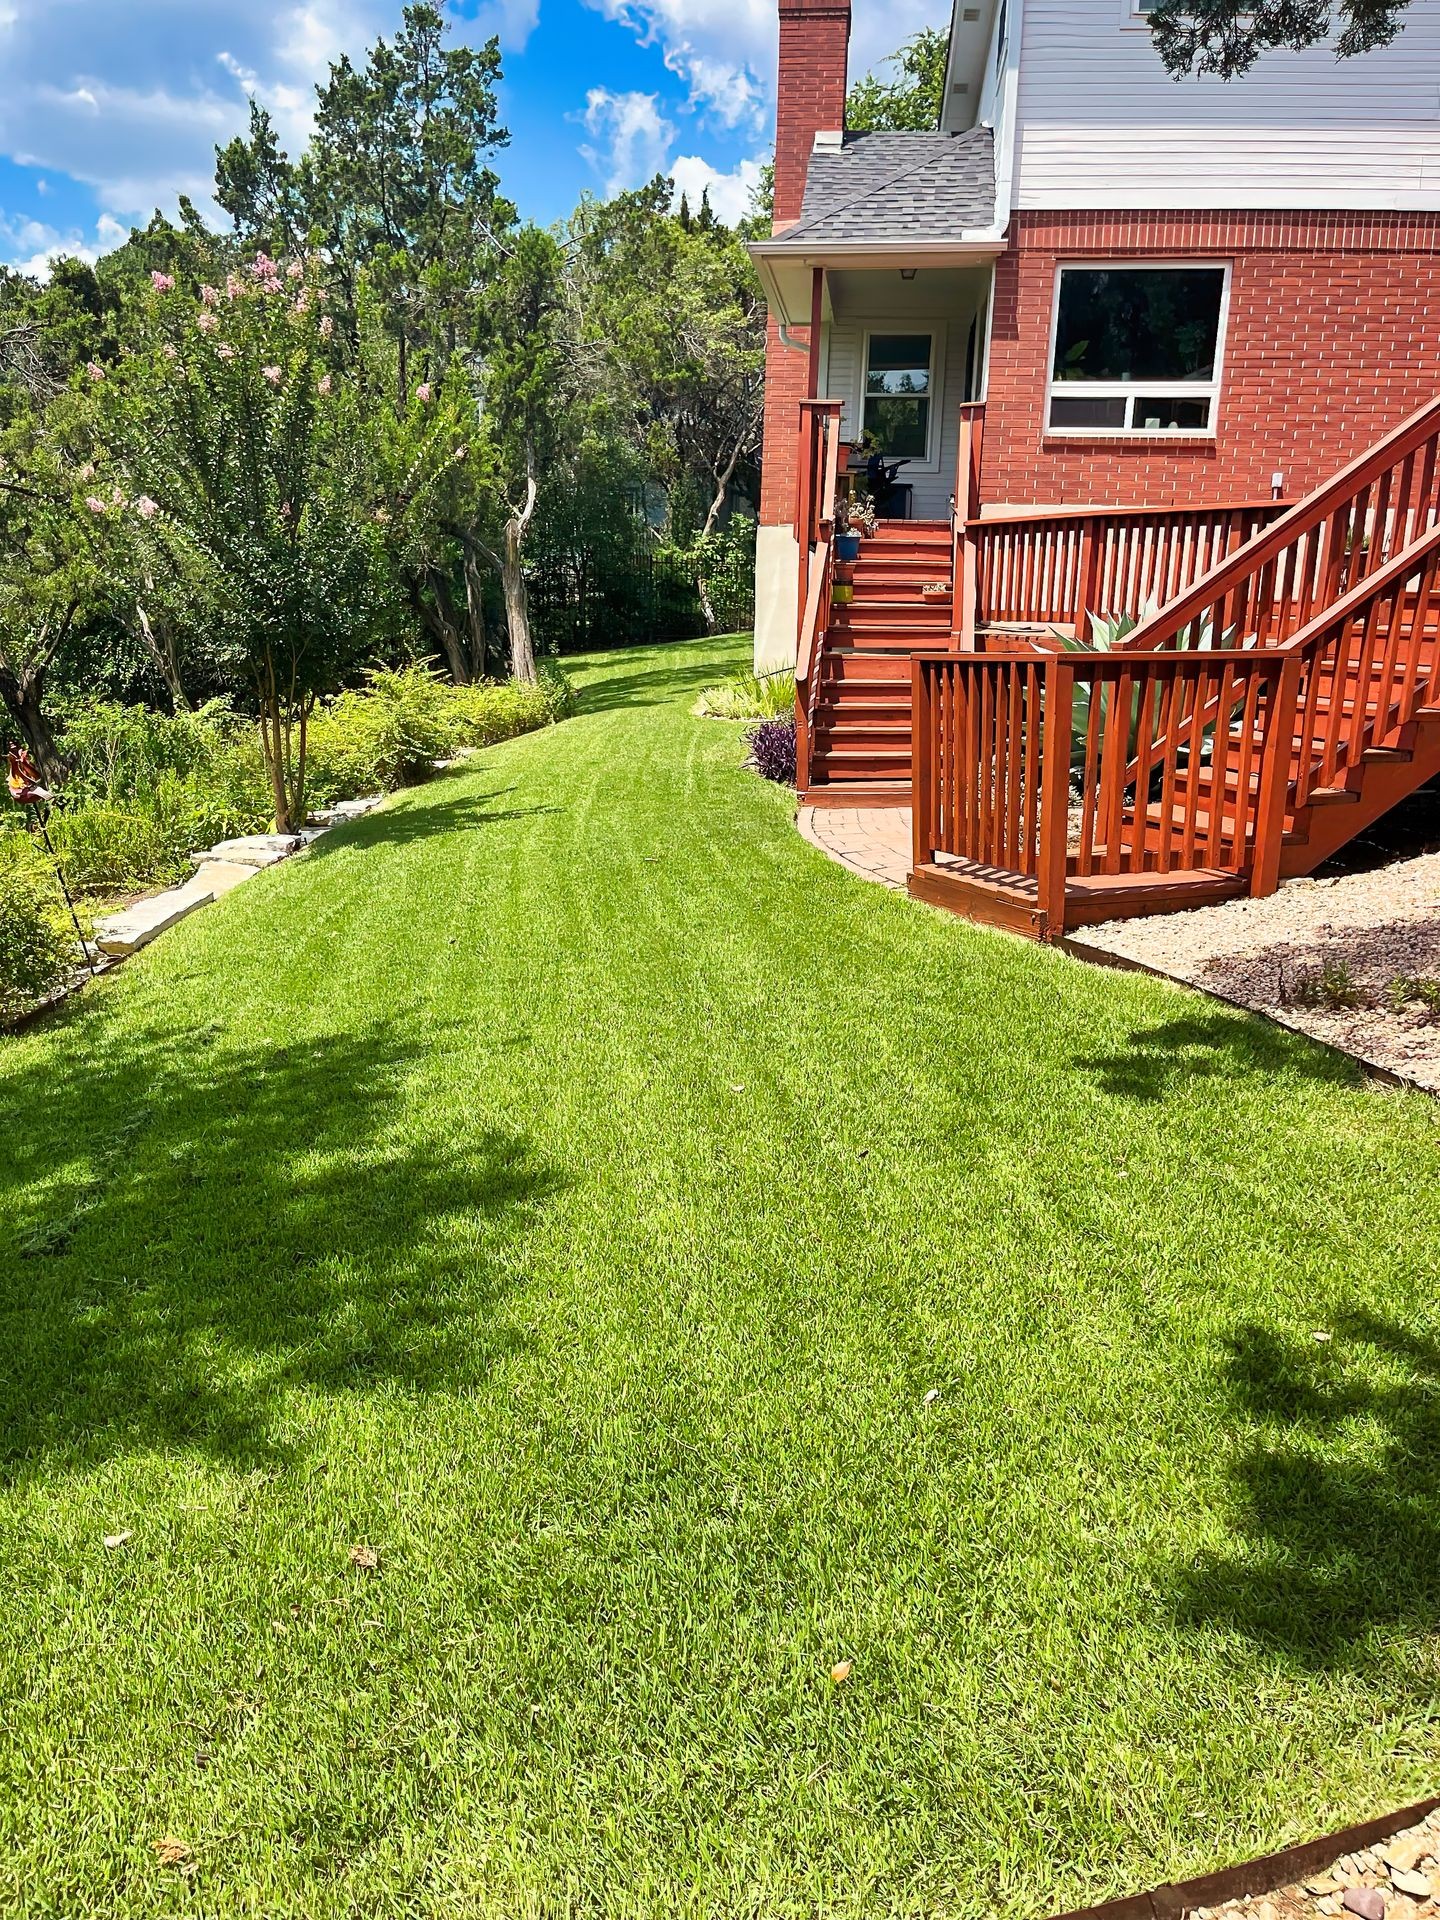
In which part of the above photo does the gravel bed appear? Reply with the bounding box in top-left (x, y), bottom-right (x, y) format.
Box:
top-left (1195, 1803), bottom-right (1440, 1920)
top-left (1072, 848), bottom-right (1440, 1092)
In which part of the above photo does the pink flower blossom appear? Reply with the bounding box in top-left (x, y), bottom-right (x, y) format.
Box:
top-left (200, 284), bottom-right (219, 307)
top-left (136, 495), bottom-right (159, 520)
top-left (262, 365), bottom-right (282, 386)
top-left (294, 287), bottom-right (311, 314)
top-left (225, 272), bottom-right (245, 301)
top-left (197, 310), bottom-right (218, 334)
top-left (287, 259), bottom-right (304, 280)
top-left (151, 270), bottom-right (175, 293)
top-left (317, 373), bottom-right (332, 395)
top-left (319, 315), bottom-right (334, 340)
top-left (252, 252), bottom-right (275, 277)
top-left (415, 382), bottom-right (432, 404)
top-left (162, 342), bottom-right (178, 360)
top-left (217, 343), bottom-right (237, 360)
top-left (86, 361), bottom-right (105, 382)
top-left (85, 494), bottom-right (107, 514)
top-left (78, 462), bottom-right (95, 481)
top-left (111, 485), bottom-right (126, 505)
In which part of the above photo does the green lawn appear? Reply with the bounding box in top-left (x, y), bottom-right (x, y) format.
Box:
top-left (3, 634), bottom-right (1439, 1917)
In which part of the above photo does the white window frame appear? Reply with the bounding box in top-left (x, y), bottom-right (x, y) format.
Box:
top-left (1044, 260), bottom-right (1232, 439)
top-left (1118, 0), bottom-right (1157, 28)
top-left (858, 324), bottom-right (946, 473)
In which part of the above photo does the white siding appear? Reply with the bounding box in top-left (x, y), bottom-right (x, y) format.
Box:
top-left (1013, 0), bottom-right (1440, 210)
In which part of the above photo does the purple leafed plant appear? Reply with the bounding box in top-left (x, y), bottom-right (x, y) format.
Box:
top-left (747, 715), bottom-right (797, 786)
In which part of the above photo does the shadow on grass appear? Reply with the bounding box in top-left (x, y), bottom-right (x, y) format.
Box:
top-left (573, 654), bottom-right (726, 715)
top-left (1175, 1312), bottom-right (1440, 1663)
top-left (0, 1007), bottom-right (562, 1486)
top-left (1075, 1007), bottom-right (1359, 1101)
top-left (305, 787), bottom-right (560, 856)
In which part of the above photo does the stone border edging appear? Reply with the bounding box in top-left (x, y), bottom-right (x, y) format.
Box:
top-left (1051, 1797), bottom-right (1440, 1920)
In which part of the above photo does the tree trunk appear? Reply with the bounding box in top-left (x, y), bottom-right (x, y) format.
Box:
top-left (0, 661), bottom-right (66, 788)
top-left (424, 566), bottom-right (470, 684)
top-left (136, 601), bottom-right (190, 712)
top-left (463, 542), bottom-right (489, 681)
top-left (697, 574), bottom-right (718, 634)
top-left (502, 515), bottom-right (537, 686)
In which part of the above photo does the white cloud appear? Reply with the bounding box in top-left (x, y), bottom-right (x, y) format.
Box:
top-left (0, 1), bottom-right (516, 226)
top-left (2, 210), bottom-right (126, 278)
top-left (578, 86), bottom-right (675, 194)
top-left (669, 151), bottom-right (762, 224)
top-left (583, 0), bottom-right (947, 130)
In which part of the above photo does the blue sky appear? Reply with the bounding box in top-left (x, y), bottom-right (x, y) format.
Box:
top-left (0, 0), bottom-right (944, 273)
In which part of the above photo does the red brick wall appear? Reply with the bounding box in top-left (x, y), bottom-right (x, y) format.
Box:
top-left (982, 209), bottom-right (1440, 508)
top-left (759, 0), bottom-right (850, 527)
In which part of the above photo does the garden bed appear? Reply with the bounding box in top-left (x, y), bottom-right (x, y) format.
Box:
top-left (1069, 846), bottom-right (1440, 1093)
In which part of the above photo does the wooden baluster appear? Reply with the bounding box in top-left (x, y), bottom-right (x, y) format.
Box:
top-left (1204, 662), bottom-right (1236, 869)
top-left (1372, 575), bottom-right (1410, 754)
top-left (1252, 657), bottom-right (1301, 895)
top-left (944, 663), bottom-right (958, 856)
top-left (1127, 668), bottom-right (1159, 871)
top-left (1178, 662), bottom-right (1208, 870)
top-left (1398, 545), bottom-right (1440, 723)
top-left (1231, 667), bottom-right (1261, 865)
top-left (1320, 600), bottom-right (1359, 786)
top-left (1075, 520), bottom-right (1100, 638)
top-left (1005, 664), bottom-right (1024, 868)
top-left (1037, 660), bottom-right (1074, 937)
top-left (912, 657), bottom-right (934, 870)
top-left (1099, 662), bottom-right (1131, 873)
top-left (1077, 665), bottom-right (1103, 877)
top-left (1154, 667), bottom-right (1182, 874)
top-left (1022, 661), bottom-right (1043, 876)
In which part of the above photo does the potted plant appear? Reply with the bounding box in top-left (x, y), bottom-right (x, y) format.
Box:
top-left (834, 494), bottom-right (862, 562)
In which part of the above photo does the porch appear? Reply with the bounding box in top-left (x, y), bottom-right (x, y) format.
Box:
top-left (789, 388), bottom-right (1440, 939)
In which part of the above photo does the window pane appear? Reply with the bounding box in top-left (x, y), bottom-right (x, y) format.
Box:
top-left (1048, 394), bottom-right (1128, 430)
top-left (866, 334), bottom-right (932, 397)
top-left (864, 395), bottom-right (929, 458)
top-left (1132, 395), bottom-right (1211, 430)
top-left (1052, 268), bottom-right (1224, 384)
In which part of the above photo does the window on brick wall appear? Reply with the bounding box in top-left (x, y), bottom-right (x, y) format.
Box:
top-left (1047, 264), bottom-right (1229, 435)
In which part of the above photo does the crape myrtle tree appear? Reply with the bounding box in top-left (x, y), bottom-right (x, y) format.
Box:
top-left (92, 260), bottom-right (392, 833)
top-left (0, 392), bottom-right (106, 784)
top-left (1147, 0), bottom-right (1411, 77)
top-left (845, 28), bottom-right (949, 130)
top-left (216, 3), bottom-right (515, 404)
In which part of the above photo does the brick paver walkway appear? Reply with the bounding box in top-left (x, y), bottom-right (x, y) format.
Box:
top-left (796, 805), bottom-right (912, 890)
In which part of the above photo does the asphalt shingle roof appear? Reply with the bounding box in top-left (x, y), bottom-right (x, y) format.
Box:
top-left (775, 128), bottom-right (996, 246)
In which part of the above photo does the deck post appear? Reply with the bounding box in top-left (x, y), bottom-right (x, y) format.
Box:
top-left (912, 655), bottom-right (935, 874)
top-left (1037, 660), bottom-right (1073, 937)
top-left (951, 403), bottom-right (984, 651)
top-left (1075, 519), bottom-right (1102, 637)
top-left (1251, 655), bottom-right (1301, 897)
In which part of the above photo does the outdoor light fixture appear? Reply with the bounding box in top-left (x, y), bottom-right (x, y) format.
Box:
top-left (900, 267), bottom-right (917, 280)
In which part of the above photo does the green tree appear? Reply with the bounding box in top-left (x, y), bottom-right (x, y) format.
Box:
top-left (474, 225), bottom-right (574, 683)
top-left (96, 259), bottom-right (391, 831)
top-left (845, 28), bottom-right (948, 132)
top-left (1148, 0), bottom-right (1408, 77)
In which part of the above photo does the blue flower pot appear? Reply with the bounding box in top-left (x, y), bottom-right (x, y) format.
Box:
top-left (835, 531), bottom-right (861, 561)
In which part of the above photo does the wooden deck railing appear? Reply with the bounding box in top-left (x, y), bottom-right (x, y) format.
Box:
top-left (794, 399), bottom-right (843, 785)
top-left (973, 499), bottom-right (1288, 635)
top-left (1119, 392), bottom-right (1440, 655)
top-left (912, 648), bottom-right (1296, 932)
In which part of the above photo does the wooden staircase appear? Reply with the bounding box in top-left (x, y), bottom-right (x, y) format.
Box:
top-left (908, 392), bottom-right (1440, 938)
top-left (802, 520), bottom-right (952, 805)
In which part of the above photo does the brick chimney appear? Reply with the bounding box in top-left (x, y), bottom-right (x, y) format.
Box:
top-left (773, 0), bottom-right (852, 230)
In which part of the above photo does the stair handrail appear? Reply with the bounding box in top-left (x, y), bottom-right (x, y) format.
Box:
top-left (950, 402), bottom-right (985, 649)
top-left (794, 400), bottom-right (843, 789)
top-left (1117, 391), bottom-right (1440, 654)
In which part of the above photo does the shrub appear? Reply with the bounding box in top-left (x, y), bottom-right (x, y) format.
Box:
top-left (694, 671), bottom-right (795, 721)
top-left (0, 832), bottom-right (81, 1021)
top-left (44, 698), bottom-right (270, 892)
top-left (307, 663), bottom-right (577, 807)
top-left (1285, 959), bottom-right (1367, 1011)
top-left (746, 715), bottom-right (797, 786)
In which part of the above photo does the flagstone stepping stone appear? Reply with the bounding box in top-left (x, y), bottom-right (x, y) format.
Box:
top-left (306, 795), bottom-right (384, 827)
top-left (190, 833), bottom-right (303, 869)
top-left (95, 885), bottom-right (216, 957)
